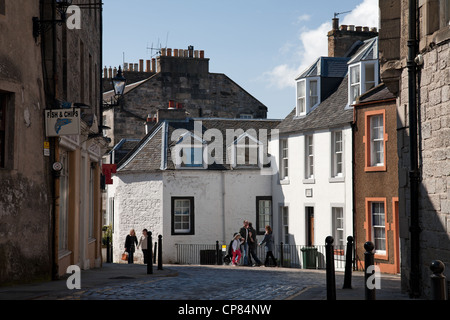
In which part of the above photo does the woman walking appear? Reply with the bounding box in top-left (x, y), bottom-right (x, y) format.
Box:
top-left (137, 229), bottom-right (149, 264)
top-left (259, 225), bottom-right (277, 267)
top-left (124, 229), bottom-right (138, 264)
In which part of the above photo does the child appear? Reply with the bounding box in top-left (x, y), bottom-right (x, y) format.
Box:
top-left (231, 233), bottom-right (243, 266)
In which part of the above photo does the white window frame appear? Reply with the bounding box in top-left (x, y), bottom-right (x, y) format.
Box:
top-left (296, 77), bottom-right (321, 116)
top-left (174, 132), bottom-right (207, 170)
top-left (305, 135), bottom-right (314, 179)
top-left (371, 202), bottom-right (386, 254)
top-left (348, 61), bottom-right (379, 105)
top-left (370, 115), bottom-right (384, 167)
top-left (280, 139), bottom-right (289, 180)
top-left (231, 133), bottom-right (263, 169)
top-left (173, 198), bottom-right (194, 235)
top-left (331, 131), bottom-right (344, 178)
top-left (332, 207), bottom-right (345, 247)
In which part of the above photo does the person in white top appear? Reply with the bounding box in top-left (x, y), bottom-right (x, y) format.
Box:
top-left (137, 229), bottom-right (149, 264)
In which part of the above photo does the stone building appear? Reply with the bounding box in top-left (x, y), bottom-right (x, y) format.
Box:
top-left (0, 0), bottom-right (106, 284)
top-left (102, 47), bottom-right (269, 148)
top-left (379, 0), bottom-right (450, 298)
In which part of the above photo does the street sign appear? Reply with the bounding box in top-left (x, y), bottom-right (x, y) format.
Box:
top-left (45, 108), bottom-right (81, 137)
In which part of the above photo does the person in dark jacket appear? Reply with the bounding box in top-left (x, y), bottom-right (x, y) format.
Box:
top-left (239, 220), bottom-right (250, 266)
top-left (259, 225), bottom-right (277, 267)
top-left (248, 222), bottom-right (262, 266)
top-left (124, 229), bottom-right (138, 264)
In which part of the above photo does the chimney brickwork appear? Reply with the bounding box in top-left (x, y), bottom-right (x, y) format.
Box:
top-left (328, 18), bottom-right (378, 57)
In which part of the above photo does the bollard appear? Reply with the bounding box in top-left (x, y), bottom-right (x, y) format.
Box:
top-left (147, 231), bottom-right (153, 274)
top-left (106, 236), bottom-right (111, 263)
top-left (364, 241), bottom-right (376, 300)
top-left (343, 236), bottom-right (353, 289)
top-left (280, 242), bottom-right (284, 268)
top-left (430, 260), bottom-right (447, 300)
top-left (325, 236), bottom-right (336, 300)
top-left (158, 235), bottom-right (163, 270)
top-left (153, 242), bottom-right (157, 264)
top-left (216, 241), bottom-right (221, 265)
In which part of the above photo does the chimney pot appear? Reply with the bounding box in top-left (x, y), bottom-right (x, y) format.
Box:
top-left (332, 18), bottom-right (339, 30)
top-left (168, 100), bottom-right (175, 109)
top-left (356, 26), bottom-right (362, 32)
top-left (152, 58), bottom-right (156, 72)
top-left (370, 27), bottom-right (378, 32)
top-left (139, 59), bottom-right (144, 72)
top-left (174, 49), bottom-right (179, 57)
top-left (200, 50), bottom-right (205, 59)
top-left (146, 60), bottom-right (151, 72)
top-left (161, 48), bottom-right (166, 56)
top-left (167, 48), bottom-right (172, 56)
top-left (363, 26), bottom-right (369, 32)
top-left (340, 24), bottom-right (347, 31)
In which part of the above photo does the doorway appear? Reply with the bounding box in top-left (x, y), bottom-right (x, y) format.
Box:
top-left (306, 206), bottom-right (314, 246)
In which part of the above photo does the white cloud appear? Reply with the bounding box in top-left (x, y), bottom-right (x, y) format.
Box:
top-left (263, 0), bottom-right (379, 90)
top-left (296, 14), bottom-right (311, 23)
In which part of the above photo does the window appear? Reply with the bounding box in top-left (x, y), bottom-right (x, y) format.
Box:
top-left (349, 65), bottom-right (360, 104)
top-left (257, 197), bottom-right (272, 235)
top-left (281, 206), bottom-right (289, 244)
top-left (297, 81), bottom-right (306, 114)
top-left (364, 111), bottom-right (387, 171)
top-left (280, 139), bottom-right (288, 180)
top-left (332, 131), bottom-right (343, 178)
top-left (171, 197), bottom-right (195, 235)
top-left (371, 202), bottom-right (386, 254)
top-left (296, 78), bottom-right (320, 116)
top-left (234, 135), bottom-right (261, 168)
top-left (181, 146), bottom-right (203, 167)
top-left (332, 207), bottom-right (345, 247)
top-left (305, 135), bottom-right (314, 179)
top-left (309, 80), bottom-right (318, 108)
top-left (349, 62), bottom-right (379, 105)
top-left (0, 94), bottom-right (6, 168)
top-left (240, 114), bottom-right (253, 119)
top-left (59, 152), bottom-right (69, 252)
top-left (0, 0), bottom-right (5, 15)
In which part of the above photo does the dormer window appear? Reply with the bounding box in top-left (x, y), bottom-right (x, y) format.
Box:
top-left (231, 133), bottom-right (263, 169)
top-left (296, 77), bottom-right (320, 116)
top-left (173, 131), bottom-right (207, 169)
top-left (349, 61), bottom-right (378, 105)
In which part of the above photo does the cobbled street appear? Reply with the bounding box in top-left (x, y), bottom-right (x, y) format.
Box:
top-left (38, 264), bottom-right (405, 301)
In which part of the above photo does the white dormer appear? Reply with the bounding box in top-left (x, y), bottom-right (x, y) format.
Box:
top-left (296, 77), bottom-right (321, 116)
top-left (173, 131), bottom-right (208, 169)
top-left (229, 131), bottom-right (264, 169)
top-left (347, 37), bottom-right (379, 106)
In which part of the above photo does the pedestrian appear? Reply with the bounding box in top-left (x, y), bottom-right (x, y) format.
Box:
top-left (248, 222), bottom-right (262, 266)
top-left (137, 229), bottom-right (149, 264)
top-left (231, 233), bottom-right (243, 266)
top-left (124, 229), bottom-right (138, 264)
top-left (259, 225), bottom-right (277, 267)
top-left (239, 220), bottom-right (250, 266)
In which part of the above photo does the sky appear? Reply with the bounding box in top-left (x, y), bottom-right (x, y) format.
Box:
top-left (102, 0), bottom-right (379, 120)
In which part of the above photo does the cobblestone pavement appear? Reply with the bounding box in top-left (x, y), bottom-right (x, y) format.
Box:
top-left (35, 264), bottom-right (409, 301)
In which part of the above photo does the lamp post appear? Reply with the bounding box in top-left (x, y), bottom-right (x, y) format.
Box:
top-left (103, 66), bottom-right (127, 109)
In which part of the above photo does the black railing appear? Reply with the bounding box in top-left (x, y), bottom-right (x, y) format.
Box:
top-left (176, 242), bottom-right (353, 270)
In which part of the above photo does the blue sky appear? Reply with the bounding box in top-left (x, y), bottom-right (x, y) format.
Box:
top-left (103, 0), bottom-right (379, 119)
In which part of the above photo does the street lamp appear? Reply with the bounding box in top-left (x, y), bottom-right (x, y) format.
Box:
top-left (112, 66), bottom-right (127, 98)
top-left (33, 0), bottom-right (73, 40)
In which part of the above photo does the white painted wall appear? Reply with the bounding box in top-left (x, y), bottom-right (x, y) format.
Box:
top-left (270, 125), bottom-right (353, 248)
top-left (110, 170), bottom-right (271, 263)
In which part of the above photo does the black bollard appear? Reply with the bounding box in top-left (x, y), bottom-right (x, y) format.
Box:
top-left (147, 231), bottom-right (153, 274)
top-left (106, 236), bottom-right (111, 263)
top-left (343, 236), bottom-right (354, 289)
top-left (430, 260), bottom-right (447, 300)
top-left (364, 241), bottom-right (376, 300)
top-left (158, 235), bottom-right (163, 270)
top-left (216, 241), bottom-right (220, 265)
top-left (280, 242), bottom-right (284, 268)
top-left (153, 242), bottom-right (157, 264)
top-left (325, 236), bottom-right (336, 300)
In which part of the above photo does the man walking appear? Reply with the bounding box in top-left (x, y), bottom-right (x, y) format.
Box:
top-left (239, 220), bottom-right (250, 266)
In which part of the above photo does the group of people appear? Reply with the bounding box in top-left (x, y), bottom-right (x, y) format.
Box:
top-left (230, 220), bottom-right (277, 267)
top-left (124, 229), bottom-right (150, 264)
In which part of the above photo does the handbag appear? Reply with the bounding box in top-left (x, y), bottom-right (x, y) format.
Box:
top-left (121, 251), bottom-right (128, 261)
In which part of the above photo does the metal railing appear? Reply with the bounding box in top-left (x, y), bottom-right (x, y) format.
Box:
top-left (176, 242), bottom-right (354, 270)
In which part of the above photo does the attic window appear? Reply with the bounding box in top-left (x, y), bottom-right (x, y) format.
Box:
top-left (296, 77), bottom-right (320, 116)
top-left (173, 131), bottom-right (207, 169)
top-left (348, 61), bottom-right (378, 105)
top-left (231, 134), bottom-right (263, 169)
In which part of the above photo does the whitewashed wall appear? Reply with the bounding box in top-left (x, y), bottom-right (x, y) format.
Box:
top-left (270, 126), bottom-right (353, 248)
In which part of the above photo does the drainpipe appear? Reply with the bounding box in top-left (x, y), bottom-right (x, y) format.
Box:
top-left (407, 0), bottom-right (421, 298)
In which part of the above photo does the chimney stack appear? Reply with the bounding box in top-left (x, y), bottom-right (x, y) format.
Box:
top-left (327, 18), bottom-right (378, 57)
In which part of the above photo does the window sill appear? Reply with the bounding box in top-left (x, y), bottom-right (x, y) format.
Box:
top-left (303, 178), bottom-right (315, 184)
top-left (279, 178), bottom-right (290, 185)
top-left (364, 165), bottom-right (386, 172)
top-left (58, 249), bottom-right (72, 259)
top-left (329, 176), bottom-right (345, 183)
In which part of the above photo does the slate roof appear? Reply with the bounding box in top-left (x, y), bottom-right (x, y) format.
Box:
top-left (277, 75), bottom-right (353, 134)
top-left (277, 36), bottom-right (378, 135)
top-left (117, 118), bottom-right (281, 172)
top-left (355, 82), bottom-right (396, 105)
top-left (296, 57), bottom-right (350, 80)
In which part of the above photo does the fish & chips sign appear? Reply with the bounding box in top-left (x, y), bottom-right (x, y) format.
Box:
top-left (45, 108), bottom-right (81, 137)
